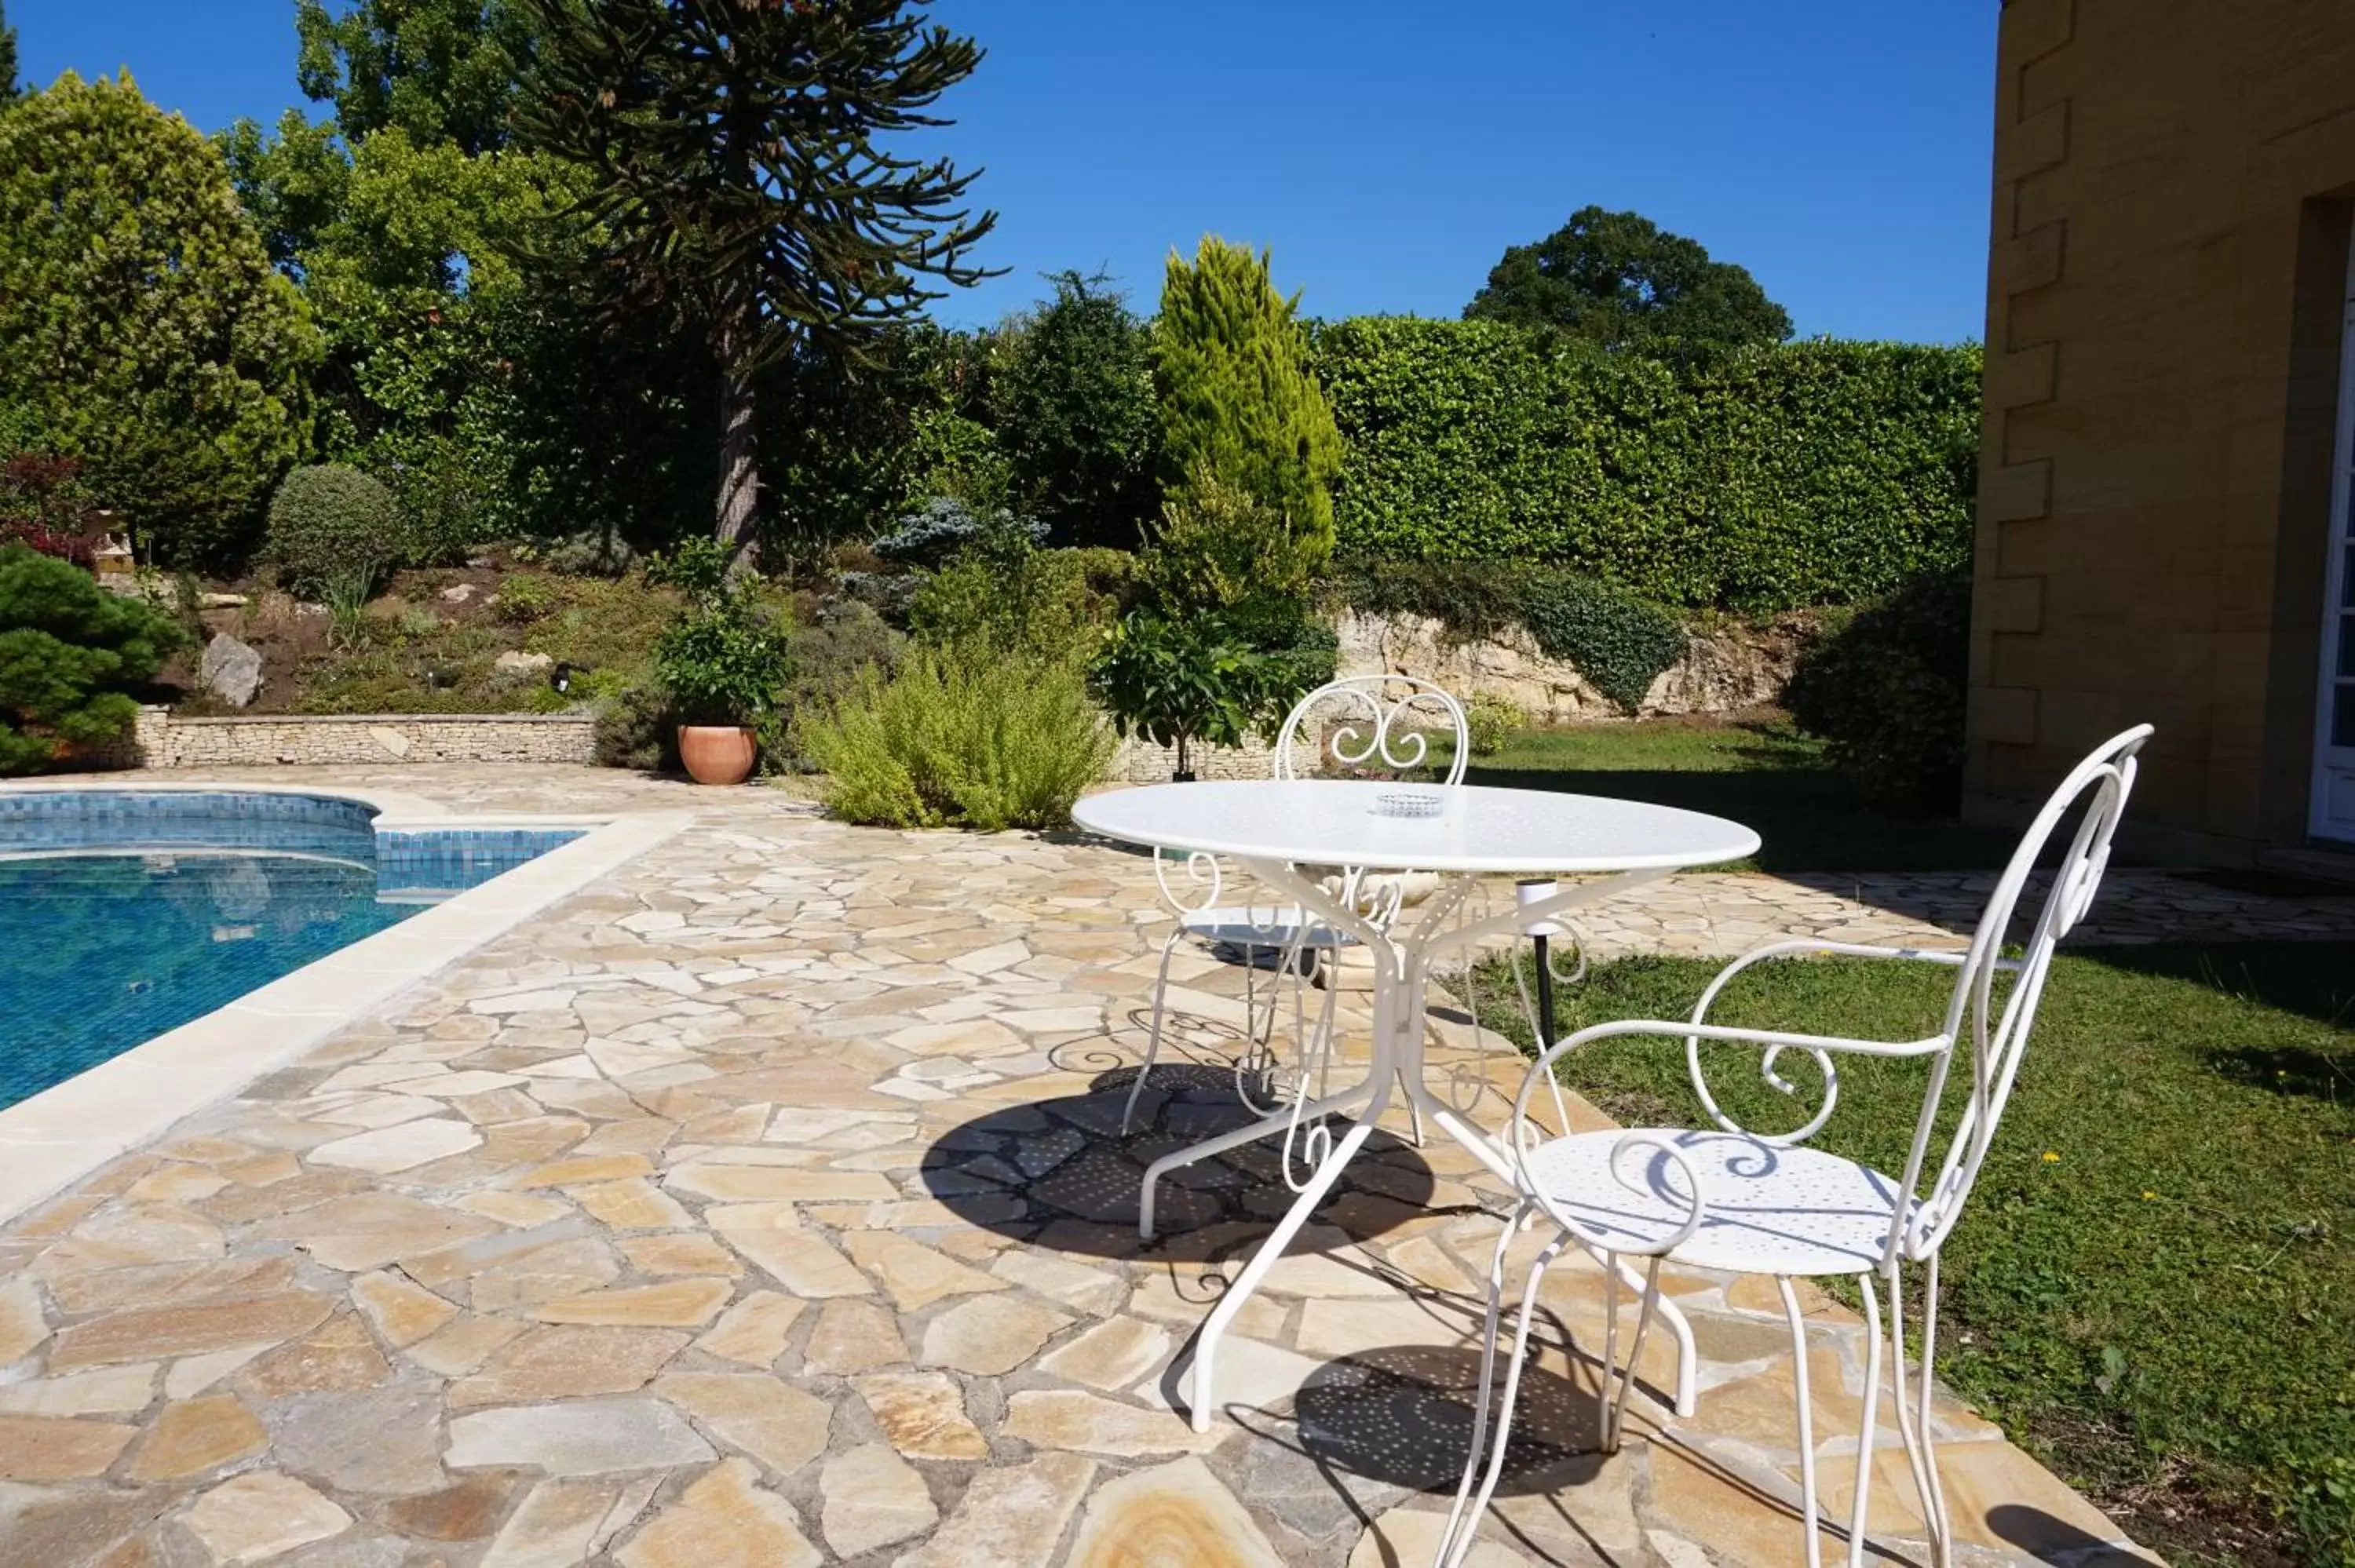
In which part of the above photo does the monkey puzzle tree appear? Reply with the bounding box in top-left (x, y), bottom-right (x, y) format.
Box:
top-left (512, 0), bottom-right (996, 563)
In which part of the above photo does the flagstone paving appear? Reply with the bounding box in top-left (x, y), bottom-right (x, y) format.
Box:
top-left (0, 763), bottom-right (2298, 1566)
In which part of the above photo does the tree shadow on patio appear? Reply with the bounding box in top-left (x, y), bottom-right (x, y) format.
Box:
top-left (918, 1045), bottom-right (1451, 1262)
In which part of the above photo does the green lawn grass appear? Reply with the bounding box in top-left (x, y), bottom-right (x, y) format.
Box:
top-left (1473, 943), bottom-right (2355, 1566)
top-left (1439, 718), bottom-right (2020, 873)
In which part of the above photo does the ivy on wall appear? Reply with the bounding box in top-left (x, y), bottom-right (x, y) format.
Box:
top-left (1313, 319), bottom-right (1981, 612)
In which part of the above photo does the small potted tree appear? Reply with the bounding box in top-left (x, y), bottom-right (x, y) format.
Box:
top-left (652, 542), bottom-right (791, 786)
top-left (1091, 611), bottom-right (1283, 782)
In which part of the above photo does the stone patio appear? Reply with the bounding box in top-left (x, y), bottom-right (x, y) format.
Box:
top-left (0, 764), bottom-right (2293, 1566)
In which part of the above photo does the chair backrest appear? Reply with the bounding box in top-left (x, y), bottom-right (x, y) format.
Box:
top-left (1272, 676), bottom-right (1471, 786)
top-left (1893, 724), bottom-right (2152, 1259)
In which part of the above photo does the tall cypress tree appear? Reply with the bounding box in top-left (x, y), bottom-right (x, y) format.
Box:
top-left (512, 0), bottom-right (996, 563)
top-left (1152, 236), bottom-right (1342, 565)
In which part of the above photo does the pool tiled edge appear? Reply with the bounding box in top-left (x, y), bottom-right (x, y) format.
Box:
top-left (0, 804), bottom-right (693, 1224)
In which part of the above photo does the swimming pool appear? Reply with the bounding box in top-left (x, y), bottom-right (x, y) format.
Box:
top-left (0, 791), bottom-right (580, 1112)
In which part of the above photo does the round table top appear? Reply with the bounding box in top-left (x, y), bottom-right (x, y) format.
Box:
top-left (1073, 779), bottom-right (1759, 874)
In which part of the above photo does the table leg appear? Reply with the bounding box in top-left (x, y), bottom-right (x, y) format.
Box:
top-left (1176, 858), bottom-right (1408, 1430)
top-left (1184, 1114), bottom-right (1385, 1433)
top-left (1138, 1078), bottom-right (1377, 1242)
top-left (1178, 862), bottom-right (1707, 1427)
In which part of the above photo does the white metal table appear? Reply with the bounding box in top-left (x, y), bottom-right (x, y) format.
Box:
top-left (1072, 779), bottom-right (1760, 1431)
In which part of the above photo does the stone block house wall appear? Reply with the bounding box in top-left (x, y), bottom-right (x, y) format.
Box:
top-left (1969, 0), bottom-right (2355, 863)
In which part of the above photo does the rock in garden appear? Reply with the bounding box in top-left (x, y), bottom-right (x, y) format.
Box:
top-left (197, 592), bottom-right (250, 610)
top-left (494, 651), bottom-right (555, 680)
top-left (199, 633), bottom-right (264, 707)
top-left (440, 584), bottom-right (476, 603)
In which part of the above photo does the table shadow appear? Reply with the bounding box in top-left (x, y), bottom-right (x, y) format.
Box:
top-left (918, 1048), bottom-right (1448, 1262)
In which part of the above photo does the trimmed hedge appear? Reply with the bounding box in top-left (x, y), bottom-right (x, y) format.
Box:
top-left (1313, 319), bottom-right (1980, 611)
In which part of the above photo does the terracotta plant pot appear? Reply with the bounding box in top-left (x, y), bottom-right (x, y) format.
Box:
top-left (677, 724), bottom-right (757, 786)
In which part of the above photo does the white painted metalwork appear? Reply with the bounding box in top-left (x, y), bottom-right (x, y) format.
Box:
top-left (1119, 678), bottom-right (1476, 1144)
top-left (1274, 674), bottom-right (1471, 785)
top-left (1071, 779), bottom-right (1762, 1439)
top-left (1430, 724), bottom-right (2152, 1568)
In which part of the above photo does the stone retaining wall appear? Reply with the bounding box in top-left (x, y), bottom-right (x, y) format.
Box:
top-left (1334, 609), bottom-right (1813, 723)
top-left (1104, 732), bottom-right (1314, 783)
top-left (83, 708), bottom-right (598, 769)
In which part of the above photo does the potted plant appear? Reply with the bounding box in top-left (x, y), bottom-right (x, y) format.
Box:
top-left (652, 542), bottom-right (791, 786)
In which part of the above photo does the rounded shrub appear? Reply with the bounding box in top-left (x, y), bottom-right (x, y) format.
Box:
top-left (266, 465), bottom-right (402, 598)
top-left (1787, 570), bottom-right (1970, 808)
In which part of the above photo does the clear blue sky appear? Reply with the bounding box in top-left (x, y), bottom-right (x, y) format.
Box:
top-left (14, 0), bottom-right (1997, 342)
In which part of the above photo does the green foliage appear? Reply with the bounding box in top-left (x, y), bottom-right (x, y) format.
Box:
top-left (1462, 695), bottom-right (1523, 757)
top-left (0, 0), bottom-right (19, 104)
top-left (1143, 476), bottom-right (1320, 617)
top-left (802, 644), bottom-right (1113, 830)
top-left (278, 564), bottom-right (677, 717)
top-left (1340, 560), bottom-right (1685, 713)
top-left (988, 271), bottom-right (1158, 548)
top-left (1090, 610), bottom-right (1321, 778)
top-left (593, 679), bottom-right (671, 771)
top-left (1475, 944), bottom-right (2355, 1568)
top-left (0, 73), bottom-right (320, 565)
top-left (494, 574), bottom-right (557, 624)
top-left (0, 545), bottom-right (184, 774)
top-left (1466, 205), bottom-right (1792, 352)
top-left (295, 0), bottom-right (533, 155)
top-left (1518, 572), bottom-right (1686, 712)
top-left (1787, 570), bottom-right (1970, 808)
top-left (217, 110), bottom-right (352, 269)
top-left (1314, 318), bottom-right (1980, 611)
top-left (1154, 238), bottom-right (1342, 563)
top-left (910, 545), bottom-right (1120, 662)
top-left (266, 464), bottom-right (403, 599)
top-left (779, 598), bottom-right (905, 768)
top-left (231, 121), bottom-right (618, 561)
top-left (648, 540), bottom-right (791, 725)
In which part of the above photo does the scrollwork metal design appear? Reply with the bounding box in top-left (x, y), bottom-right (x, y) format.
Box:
top-left (1273, 676), bottom-right (1471, 784)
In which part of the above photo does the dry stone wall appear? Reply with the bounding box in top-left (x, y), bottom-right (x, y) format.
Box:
top-left (82, 709), bottom-right (597, 769)
top-left (1104, 733), bottom-right (1316, 784)
top-left (1334, 610), bottom-right (1811, 724)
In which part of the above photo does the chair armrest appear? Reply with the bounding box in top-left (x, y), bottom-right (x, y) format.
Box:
top-left (1513, 1016), bottom-right (1951, 1156)
top-left (1692, 937), bottom-right (2016, 1029)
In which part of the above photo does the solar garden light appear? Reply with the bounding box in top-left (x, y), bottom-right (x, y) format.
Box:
top-left (1516, 878), bottom-right (1561, 1050)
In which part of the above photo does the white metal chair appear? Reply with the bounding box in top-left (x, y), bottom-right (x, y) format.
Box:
top-left (1121, 676), bottom-right (1471, 1145)
top-left (1434, 724), bottom-right (2153, 1568)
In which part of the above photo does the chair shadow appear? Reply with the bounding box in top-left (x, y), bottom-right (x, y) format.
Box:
top-left (918, 1039), bottom-right (1448, 1263)
top-left (1984, 1505), bottom-right (2158, 1567)
top-left (1287, 1343), bottom-right (1605, 1498)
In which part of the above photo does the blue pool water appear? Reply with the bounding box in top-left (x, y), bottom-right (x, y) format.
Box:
top-left (0, 792), bottom-right (580, 1112)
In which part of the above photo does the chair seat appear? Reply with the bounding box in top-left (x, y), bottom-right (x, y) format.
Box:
top-left (1179, 907), bottom-right (1357, 950)
top-left (1520, 1129), bottom-right (1918, 1278)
